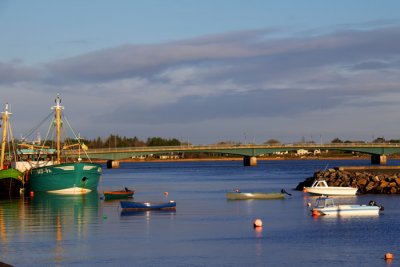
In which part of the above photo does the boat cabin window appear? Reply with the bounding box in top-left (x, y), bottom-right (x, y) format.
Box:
top-left (325, 199), bottom-right (335, 207)
top-left (315, 198), bottom-right (335, 208)
top-left (313, 180), bottom-right (328, 187)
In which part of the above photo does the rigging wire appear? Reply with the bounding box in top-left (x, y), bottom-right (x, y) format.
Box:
top-left (7, 117), bottom-right (18, 165)
top-left (21, 111), bottom-right (54, 140)
top-left (63, 114), bottom-right (93, 162)
top-left (18, 106), bottom-right (93, 164)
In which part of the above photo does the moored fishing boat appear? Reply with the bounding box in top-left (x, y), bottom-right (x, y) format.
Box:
top-left (0, 167), bottom-right (23, 198)
top-left (22, 95), bottom-right (102, 194)
top-left (303, 180), bottom-right (358, 196)
top-left (0, 103), bottom-right (24, 198)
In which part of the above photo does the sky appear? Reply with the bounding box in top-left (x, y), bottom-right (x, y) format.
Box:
top-left (1, 0), bottom-right (400, 145)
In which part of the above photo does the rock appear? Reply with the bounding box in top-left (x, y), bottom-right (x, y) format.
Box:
top-left (296, 167), bottom-right (400, 194)
top-left (358, 178), bottom-right (368, 187)
top-left (365, 182), bottom-right (376, 192)
top-left (380, 180), bottom-right (390, 188)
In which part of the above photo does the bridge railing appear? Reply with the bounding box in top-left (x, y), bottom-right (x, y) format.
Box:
top-left (68, 142), bottom-right (400, 154)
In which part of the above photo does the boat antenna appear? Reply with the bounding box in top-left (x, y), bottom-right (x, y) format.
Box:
top-left (323, 163), bottom-right (329, 171)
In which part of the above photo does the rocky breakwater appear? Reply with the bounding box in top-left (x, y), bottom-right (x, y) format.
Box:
top-left (296, 167), bottom-right (400, 194)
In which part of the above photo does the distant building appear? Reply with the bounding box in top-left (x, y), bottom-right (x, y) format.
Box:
top-left (159, 154), bottom-right (180, 160)
top-left (273, 151), bottom-right (288, 155)
top-left (313, 149), bottom-right (321, 155)
top-left (296, 149), bottom-right (310, 156)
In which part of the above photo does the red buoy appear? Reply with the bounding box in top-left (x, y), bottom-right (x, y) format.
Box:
top-left (30, 191), bottom-right (34, 197)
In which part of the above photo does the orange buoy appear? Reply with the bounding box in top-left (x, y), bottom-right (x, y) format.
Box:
top-left (253, 218), bottom-right (263, 228)
top-left (385, 253), bottom-right (394, 260)
top-left (163, 191), bottom-right (169, 196)
top-left (312, 210), bottom-right (319, 216)
top-left (30, 191), bottom-right (34, 197)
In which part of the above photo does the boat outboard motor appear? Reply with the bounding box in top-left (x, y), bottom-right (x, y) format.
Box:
top-left (369, 200), bottom-right (384, 211)
top-left (281, 189), bottom-right (292, 196)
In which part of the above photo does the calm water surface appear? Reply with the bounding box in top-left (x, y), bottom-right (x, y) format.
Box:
top-left (1, 159), bottom-right (399, 266)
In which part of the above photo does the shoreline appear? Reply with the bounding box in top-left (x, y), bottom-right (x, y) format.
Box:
top-left (98, 156), bottom-right (374, 163)
top-left (93, 156), bottom-right (400, 173)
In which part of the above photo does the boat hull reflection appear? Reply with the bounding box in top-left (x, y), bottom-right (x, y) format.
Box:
top-left (120, 210), bottom-right (176, 217)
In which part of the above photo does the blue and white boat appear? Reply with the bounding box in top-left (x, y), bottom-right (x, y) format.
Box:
top-left (120, 200), bottom-right (176, 211)
top-left (311, 197), bottom-right (383, 216)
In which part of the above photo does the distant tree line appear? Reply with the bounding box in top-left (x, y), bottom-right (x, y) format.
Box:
top-left (77, 135), bottom-right (182, 149)
top-left (263, 137), bottom-right (400, 145)
top-left (331, 137), bottom-right (400, 144)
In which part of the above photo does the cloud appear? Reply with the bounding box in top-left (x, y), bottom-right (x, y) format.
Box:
top-left (3, 24), bottom-right (400, 143)
top-left (0, 62), bottom-right (41, 84)
top-left (40, 26), bottom-right (400, 94)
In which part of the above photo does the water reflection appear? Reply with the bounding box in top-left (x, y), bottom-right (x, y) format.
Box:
top-left (120, 209), bottom-right (176, 217)
top-left (0, 197), bottom-right (26, 244)
top-left (0, 192), bottom-right (100, 264)
top-left (26, 192), bottom-right (99, 224)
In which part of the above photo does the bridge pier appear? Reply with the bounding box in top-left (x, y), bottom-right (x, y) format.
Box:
top-left (371, 154), bottom-right (387, 165)
top-left (107, 160), bottom-right (120, 169)
top-left (243, 156), bottom-right (257, 166)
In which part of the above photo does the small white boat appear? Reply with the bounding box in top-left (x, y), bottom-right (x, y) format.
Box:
top-left (303, 180), bottom-right (357, 196)
top-left (226, 192), bottom-right (286, 200)
top-left (226, 188), bottom-right (291, 200)
top-left (311, 197), bottom-right (383, 216)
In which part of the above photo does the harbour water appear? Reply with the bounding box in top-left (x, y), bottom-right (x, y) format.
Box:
top-left (1, 159), bottom-right (399, 266)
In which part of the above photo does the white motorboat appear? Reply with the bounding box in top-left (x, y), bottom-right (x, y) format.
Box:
top-left (303, 180), bottom-right (358, 196)
top-left (311, 197), bottom-right (383, 216)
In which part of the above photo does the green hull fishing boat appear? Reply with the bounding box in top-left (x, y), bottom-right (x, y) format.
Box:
top-left (23, 95), bottom-right (102, 194)
top-left (0, 168), bottom-right (23, 198)
top-left (26, 162), bottom-right (101, 194)
top-left (0, 104), bottom-right (24, 198)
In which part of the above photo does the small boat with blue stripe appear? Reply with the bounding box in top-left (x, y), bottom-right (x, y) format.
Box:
top-left (311, 196), bottom-right (383, 216)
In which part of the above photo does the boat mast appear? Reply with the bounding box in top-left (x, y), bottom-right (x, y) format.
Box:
top-left (51, 95), bottom-right (64, 164)
top-left (0, 103), bottom-right (11, 170)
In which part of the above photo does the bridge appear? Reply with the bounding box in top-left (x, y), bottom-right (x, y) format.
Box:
top-left (68, 143), bottom-right (400, 167)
